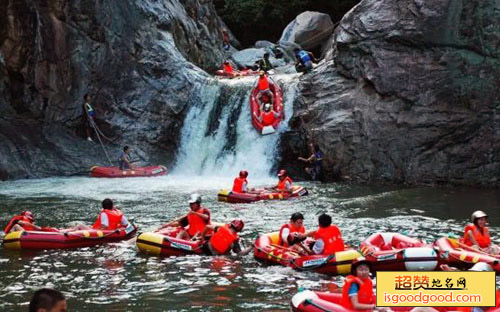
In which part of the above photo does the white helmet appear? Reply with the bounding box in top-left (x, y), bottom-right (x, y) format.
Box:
top-left (469, 262), bottom-right (492, 272)
top-left (264, 103), bottom-right (272, 110)
top-left (471, 210), bottom-right (488, 223)
top-left (188, 193), bottom-right (202, 204)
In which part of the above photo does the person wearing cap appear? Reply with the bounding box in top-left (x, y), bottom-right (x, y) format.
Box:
top-left (198, 219), bottom-right (252, 256)
top-left (256, 71), bottom-right (274, 107)
top-left (4, 211), bottom-right (42, 233)
top-left (462, 210), bottom-right (499, 254)
top-left (255, 102), bottom-right (280, 126)
top-left (339, 257), bottom-right (377, 311)
top-left (257, 52), bottom-right (273, 73)
top-left (222, 60), bottom-right (234, 74)
top-left (232, 170), bottom-right (249, 193)
top-left (270, 169), bottom-right (293, 193)
top-left (170, 194), bottom-right (211, 240)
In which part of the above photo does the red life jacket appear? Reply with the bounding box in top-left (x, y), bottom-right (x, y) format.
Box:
top-left (313, 225), bottom-right (344, 254)
top-left (209, 224), bottom-right (239, 255)
top-left (4, 215), bottom-right (37, 233)
top-left (462, 224), bottom-right (491, 248)
top-left (187, 207), bottom-right (211, 237)
top-left (278, 223), bottom-right (305, 247)
top-left (92, 208), bottom-right (124, 230)
top-left (277, 176), bottom-right (293, 191)
top-left (223, 63), bottom-right (233, 73)
top-left (261, 111), bottom-right (276, 125)
top-left (340, 275), bottom-right (374, 310)
top-left (232, 177), bottom-right (247, 193)
top-left (257, 76), bottom-right (269, 90)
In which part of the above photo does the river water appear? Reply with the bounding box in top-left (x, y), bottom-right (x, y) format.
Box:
top-left (0, 176), bottom-right (499, 311)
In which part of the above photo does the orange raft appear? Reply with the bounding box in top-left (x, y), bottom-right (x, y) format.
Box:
top-left (434, 237), bottom-right (500, 272)
top-left (218, 186), bottom-right (308, 204)
top-left (2, 224), bottom-right (138, 250)
top-left (90, 165), bottom-right (167, 178)
top-left (359, 232), bottom-right (439, 271)
top-left (253, 232), bottom-right (361, 275)
top-left (250, 77), bottom-right (284, 135)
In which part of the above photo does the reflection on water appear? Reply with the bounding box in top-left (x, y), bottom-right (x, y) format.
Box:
top-left (0, 176), bottom-right (499, 310)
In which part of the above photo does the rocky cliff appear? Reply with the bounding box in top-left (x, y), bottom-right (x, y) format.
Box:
top-left (283, 0), bottom-right (500, 186)
top-left (0, 0), bottom-right (232, 179)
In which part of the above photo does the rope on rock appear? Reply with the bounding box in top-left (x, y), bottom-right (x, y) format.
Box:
top-left (89, 117), bottom-right (113, 166)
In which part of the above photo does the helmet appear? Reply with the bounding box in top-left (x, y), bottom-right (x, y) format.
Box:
top-left (264, 103), bottom-right (272, 111)
top-left (469, 262), bottom-right (493, 272)
top-left (188, 194), bottom-right (202, 204)
top-left (259, 70), bottom-right (265, 76)
top-left (239, 170), bottom-right (248, 178)
top-left (471, 210), bottom-right (488, 223)
top-left (277, 169), bottom-right (287, 177)
top-left (351, 256), bottom-right (370, 275)
top-left (21, 211), bottom-right (34, 221)
top-left (230, 219), bottom-right (244, 232)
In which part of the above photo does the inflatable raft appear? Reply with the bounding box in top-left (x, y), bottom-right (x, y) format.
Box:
top-left (359, 233), bottom-right (439, 271)
top-left (250, 77), bottom-right (283, 135)
top-left (214, 69), bottom-right (258, 78)
top-left (2, 224), bottom-right (137, 250)
top-left (218, 186), bottom-right (308, 204)
top-left (254, 232), bottom-right (361, 275)
top-left (435, 237), bottom-right (500, 272)
top-left (90, 165), bottom-right (167, 178)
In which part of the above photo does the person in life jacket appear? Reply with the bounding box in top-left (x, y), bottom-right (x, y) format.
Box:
top-left (221, 29), bottom-right (231, 51)
top-left (170, 194), bottom-right (211, 240)
top-left (119, 146), bottom-right (134, 170)
top-left (340, 257), bottom-right (377, 311)
top-left (4, 211), bottom-right (42, 233)
top-left (297, 213), bottom-right (344, 255)
top-left (294, 48), bottom-right (316, 73)
top-left (91, 198), bottom-right (130, 230)
top-left (256, 71), bottom-right (274, 107)
top-left (270, 169), bottom-right (293, 193)
top-left (232, 170), bottom-right (249, 193)
top-left (222, 60), bottom-right (234, 74)
top-left (462, 210), bottom-right (499, 254)
top-left (255, 103), bottom-right (280, 126)
top-left (298, 143), bottom-right (323, 180)
top-left (199, 219), bottom-right (253, 256)
top-left (82, 93), bottom-right (95, 142)
top-left (257, 53), bottom-right (273, 73)
top-left (278, 212), bottom-right (310, 254)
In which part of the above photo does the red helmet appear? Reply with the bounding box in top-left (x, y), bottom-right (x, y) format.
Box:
top-left (21, 211), bottom-right (34, 221)
top-left (239, 170), bottom-right (248, 178)
top-left (277, 169), bottom-right (287, 177)
top-left (230, 219), bottom-right (244, 232)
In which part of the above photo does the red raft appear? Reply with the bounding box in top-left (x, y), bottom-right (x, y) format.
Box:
top-left (2, 224), bottom-right (138, 250)
top-left (359, 232), bottom-right (439, 271)
top-left (434, 237), bottom-right (500, 272)
top-left (250, 77), bottom-right (284, 135)
top-left (90, 165), bottom-right (167, 178)
top-left (254, 232), bottom-right (361, 275)
top-left (218, 185), bottom-right (308, 204)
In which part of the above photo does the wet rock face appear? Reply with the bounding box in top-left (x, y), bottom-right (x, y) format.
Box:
top-left (0, 0), bottom-right (227, 179)
top-left (284, 0), bottom-right (500, 186)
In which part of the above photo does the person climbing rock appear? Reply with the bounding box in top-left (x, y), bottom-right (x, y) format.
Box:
top-left (294, 48), bottom-right (317, 73)
top-left (221, 29), bottom-right (231, 51)
top-left (256, 71), bottom-right (274, 107)
top-left (82, 93), bottom-right (95, 141)
top-left (298, 143), bottom-right (323, 180)
top-left (257, 53), bottom-right (273, 73)
top-left (255, 103), bottom-right (280, 125)
top-left (119, 146), bottom-right (134, 170)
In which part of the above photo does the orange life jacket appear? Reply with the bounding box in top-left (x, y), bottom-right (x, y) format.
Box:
top-left (278, 223), bottom-right (305, 247)
top-left (4, 215), bottom-right (36, 233)
top-left (261, 111), bottom-right (276, 125)
top-left (257, 76), bottom-right (269, 90)
top-left (232, 177), bottom-right (247, 193)
top-left (187, 207), bottom-right (211, 237)
top-left (223, 63), bottom-right (233, 73)
top-left (340, 275), bottom-right (374, 310)
top-left (313, 225), bottom-right (344, 254)
top-left (210, 224), bottom-right (239, 254)
top-left (277, 176), bottom-right (293, 191)
top-left (92, 208), bottom-right (124, 230)
top-left (463, 224), bottom-right (491, 248)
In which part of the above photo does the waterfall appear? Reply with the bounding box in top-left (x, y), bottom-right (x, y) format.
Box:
top-left (173, 74), bottom-right (299, 178)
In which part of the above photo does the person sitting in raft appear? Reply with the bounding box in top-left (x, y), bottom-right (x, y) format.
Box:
top-left (298, 143), bottom-right (323, 180)
top-left (232, 170), bottom-right (249, 193)
top-left (68, 198), bottom-right (131, 232)
top-left (4, 211), bottom-right (41, 233)
top-left (295, 213), bottom-right (344, 255)
top-left (119, 146), bottom-right (134, 170)
top-left (255, 103), bottom-right (280, 126)
top-left (222, 60), bottom-right (234, 74)
top-left (256, 70), bottom-right (274, 107)
top-left (164, 194), bottom-right (211, 240)
top-left (294, 48), bottom-right (317, 73)
top-left (268, 169), bottom-right (293, 194)
top-left (198, 219), bottom-right (253, 256)
top-left (278, 212), bottom-right (311, 254)
top-left (462, 210), bottom-right (500, 254)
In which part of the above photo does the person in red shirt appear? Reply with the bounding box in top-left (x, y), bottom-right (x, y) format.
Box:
top-left (232, 170), bottom-right (249, 193)
top-left (4, 211), bottom-right (42, 233)
top-left (199, 219), bottom-right (252, 256)
top-left (169, 194), bottom-right (211, 240)
top-left (222, 60), bottom-right (234, 74)
top-left (255, 103), bottom-right (280, 126)
top-left (296, 213), bottom-right (344, 255)
top-left (256, 71), bottom-right (274, 107)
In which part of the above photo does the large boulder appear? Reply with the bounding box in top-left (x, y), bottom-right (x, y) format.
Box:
top-left (279, 11), bottom-right (334, 51)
